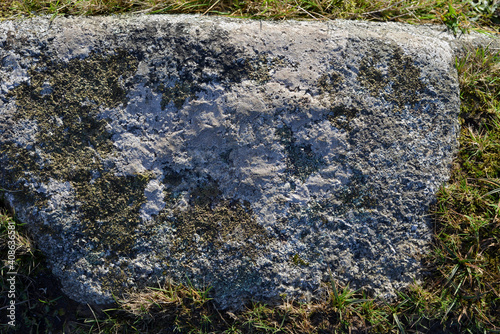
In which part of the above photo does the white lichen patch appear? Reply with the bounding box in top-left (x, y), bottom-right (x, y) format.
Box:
top-left (140, 179), bottom-right (166, 222)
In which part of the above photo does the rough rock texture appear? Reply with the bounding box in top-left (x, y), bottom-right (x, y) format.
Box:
top-left (0, 15), bottom-right (487, 309)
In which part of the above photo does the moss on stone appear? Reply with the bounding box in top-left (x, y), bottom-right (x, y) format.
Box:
top-left (0, 143), bottom-right (49, 206)
top-left (100, 266), bottom-right (134, 297)
top-left (244, 54), bottom-right (294, 84)
top-left (291, 253), bottom-right (309, 267)
top-left (2, 50), bottom-right (148, 257)
top-left (158, 81), bottom-right (195, 110)
top-left (170, 181), bottom-right (269, 259)
top-left (75, 172), bottom-right (149, 256)
top-left (327, 105), bottom-right (358, 131)
top-left (5, 49), bottom-right (137, 182)
top-left (276, 125), bottom-right (324, 183)
top-left (14, 49), bottom-right (137, 114)
top-left (318, 70), bottom-right (344, 96)
top-left (359, 45), bottom-right (426, 110)
top-left (387, 50), bottom-right (426, 107)
top-left (359, 57), bottom-right (386, 95)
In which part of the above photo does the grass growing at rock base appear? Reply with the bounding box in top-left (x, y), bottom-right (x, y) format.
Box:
top-left (0, 1), bottom-right (499, 333)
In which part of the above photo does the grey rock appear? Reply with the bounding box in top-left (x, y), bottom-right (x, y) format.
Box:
top-left (0, 15), bottom-right (489, 309)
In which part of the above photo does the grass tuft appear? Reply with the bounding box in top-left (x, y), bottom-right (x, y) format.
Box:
top-left (0, 0), bottom-right (498, 33)
top-left (429, 45), bottom-right (500, 333)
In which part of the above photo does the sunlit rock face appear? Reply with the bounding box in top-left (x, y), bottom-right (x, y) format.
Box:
top-left (0, 15), bottom-right (463, 309)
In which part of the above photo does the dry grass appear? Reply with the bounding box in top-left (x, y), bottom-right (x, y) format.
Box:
top-left (0, 0), bottom-right (497, 31)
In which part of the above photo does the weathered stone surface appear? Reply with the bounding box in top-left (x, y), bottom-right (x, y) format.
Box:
top-left (0, 15), bottom-right (481, 309)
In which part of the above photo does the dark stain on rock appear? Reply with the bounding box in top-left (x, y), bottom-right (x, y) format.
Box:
top-left (338, 168), bottom-right (378, 211)
top-left (139, 24), bottom-right (295, 110)
top-left (315, 167), bottom-right (378, 218)
top-left (144, 26), bottom-right (247, 110)
top-left (162, 166), bottom-right (185, 188)
top-left (158, 81), bottom-right (194, 110)
top-left (244, 54), bottom-right (296, 85)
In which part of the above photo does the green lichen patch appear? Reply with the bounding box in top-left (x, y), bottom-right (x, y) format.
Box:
top-left (170, 182), bottom-right (269, 259)
top-left (244, 55), bottom-right (272, 84)
top-left (327, 105), bottom-right (358, 131)
top-left (4, 49), bottom-right (138, 183)
top-left (359, 46), bottom-right (426, 110)
top-left (336, 168), bottom-right (378, 213)
top-left (75, 172), bottom-right (149, 256)
top-left (0, 143), bottom-right (48, 206)
top-left (158, 81), bottom-right (195, 110)
top-left (291, 253), bottom-right (309, 267)
top-left (100, 265), bottom-right (136, 299)
top-left (1, 50), bottom-right (147, 258)
top-left (85, 251), bottom-right (106, 266)
top-left (13, 49), bottom-right (137, 115)
top-left (1, 50), bottom-right (137, 195)
top-left (244, 54), bottom-right (295, 84)
top-left (276, 125), bottom-right (325, 183)
top-left (359, 57), bottom-right (385, 94)
top-left (318, 70), bottom-right (344, 96)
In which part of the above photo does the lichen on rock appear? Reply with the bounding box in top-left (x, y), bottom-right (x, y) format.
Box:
top-left (0, 16), bottom-right (463, 309)
top-left (358, 43), bottom-right (427, 110)
top-left (0, 48), bottom-right (156, 300)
